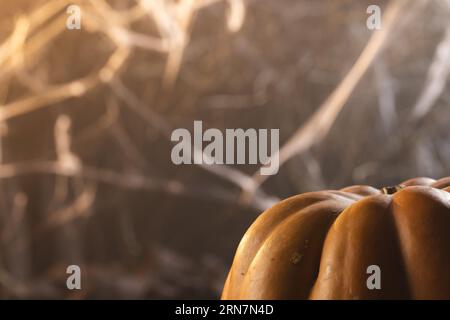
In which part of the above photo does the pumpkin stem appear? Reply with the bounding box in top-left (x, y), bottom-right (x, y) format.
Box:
top-left (381, 185), bottom-right (404, 195)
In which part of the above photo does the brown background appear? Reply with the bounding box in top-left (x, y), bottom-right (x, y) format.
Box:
top-left (0, 0), bottom-right (449, 298)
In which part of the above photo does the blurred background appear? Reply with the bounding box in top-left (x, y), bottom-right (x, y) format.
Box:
top-left (0, 0), bottom-right (449, 299)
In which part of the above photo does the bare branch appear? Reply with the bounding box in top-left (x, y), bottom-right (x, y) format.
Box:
top-left (243, 0), bottom-right (409, 199)
top-left (373, 57), bottom-right (397, 131)
top-left (412, 26), bottom-right (450, 119)
top-left (0, 47), bottom-right (130, 122)
top-left (111, 78), bottom-right (279, 210)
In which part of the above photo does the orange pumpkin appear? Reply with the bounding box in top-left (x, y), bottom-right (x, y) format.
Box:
top-left (222, 177), bottom-right (450, 300)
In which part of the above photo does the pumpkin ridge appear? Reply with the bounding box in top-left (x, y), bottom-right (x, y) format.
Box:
top-left (340, 185), bottom-right (381, 196)
top-left (309, 195), bottom-right (410, 299)
top-left (384, 195), bottom-right (413, 299)
top-left (400, 177), bottom-right (436, 187)
top-left (223, 191), bottom-right (363, 297)
top-left (222, 192), bottom-right (341, 298)
top-left (391, 186), bottom-right (450, 299)
top-left (431, 177), bottom-right (450, 190)
top-left (239, 199), bottom-right (348, 299)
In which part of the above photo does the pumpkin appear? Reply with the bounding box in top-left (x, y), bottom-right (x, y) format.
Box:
top-left (222, 177), bottom-right (450, 300)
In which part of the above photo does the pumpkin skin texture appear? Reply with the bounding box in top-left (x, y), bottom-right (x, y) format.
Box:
top-left (222, 177), bottom-right (450, 300)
